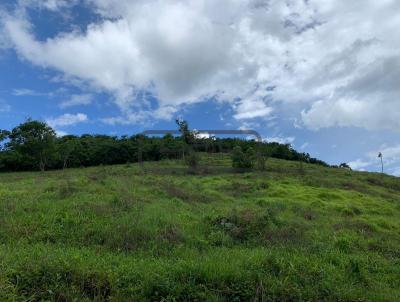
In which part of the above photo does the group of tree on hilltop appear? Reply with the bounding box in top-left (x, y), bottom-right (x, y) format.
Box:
top-left (0, 119), bottom-right (328, 172)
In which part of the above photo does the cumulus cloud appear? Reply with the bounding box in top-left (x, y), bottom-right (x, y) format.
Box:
top-left (60, 94), bottom-right (93, 108)
top-left (2, 0), bottom-right (400, 129)
top-left (233, 99), bottom-right (273, 120)
top-left (367, 145), bottom-right (400, 167)
top-left (348, 159), bottom-right (371, 171)
top-left (349, 144), bottom-right (400, 175)
top-left (46, 113), bottom-right (88, 128)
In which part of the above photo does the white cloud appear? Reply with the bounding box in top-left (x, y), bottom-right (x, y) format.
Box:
top-left (367, 145), bottom-right (400, 166)
top-left (12, 88), bottom-right (43, 96)
top-left (2, 1), bottom-right (400, 129)
top-left (348, 159), bottom-right (371, 170)
top-left (300, 142), bottom-right (309, 150)
top-left (102, 105), bottom-right (177, 126)
top-left (55, 129), bottom-right (68, 137)
top-left (59, 94), bottom-right (93, 108)
top-left (0, 99), bottom-right (11, 112)
top-left (263, 136), bottom-right (295, 145)
top-left (390, 167), bottom-right (400, 177)
top-left (233, 99), bottom-right (273, 120)
top-left (16, 0), bottom-right (79, 11)
top-left (46, 113), bottom-right (88, 128)
top-left (12, 88), bottom-right (67, 98)
top-left (348, 144), bottom-right (400, 175)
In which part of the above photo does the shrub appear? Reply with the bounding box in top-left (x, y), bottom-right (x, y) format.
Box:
top-left (231, 146), bottom-right (254, 170)
top-left (185, 150), bottom-right (199, 172)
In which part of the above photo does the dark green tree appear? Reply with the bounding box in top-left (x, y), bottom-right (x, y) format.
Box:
top-left (339, 163), bottom-right (351, 170)
top-left (7, 119), bottom-right (56, 171)
top-left (175, 119), bottom-right (195, 145)
top-left (57, 135), bottom-right (82, 169)
top-left (255, 152), bottom-right (266, 171)
top-left (0, 119), bottom-right (330, 172)
top-left (176, 119), bottom-right (197, 162)
top-left (231, 146), bottom-right (256, 170)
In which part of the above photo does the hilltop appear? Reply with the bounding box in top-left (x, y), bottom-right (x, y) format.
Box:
top-left (0, 156), bottom-right (399, 301)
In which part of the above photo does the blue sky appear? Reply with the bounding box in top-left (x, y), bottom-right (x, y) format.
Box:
top-left (1, 0), bottom-right (400, 175)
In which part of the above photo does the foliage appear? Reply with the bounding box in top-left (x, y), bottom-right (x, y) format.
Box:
top-left (339, 163), bottom-right (352, 170)
top-left (185, 150), bottom-right (200, 171)
top-left (176, 119), bottom-right (195, 145)
top-left (0, 119), bottom-right (329, 172)
top-left (231, 146), bottom-right (255, 169)
top-left (6, 119), bottom-right (56, 171)
top-left (0, 156), bottom-right (399, 301)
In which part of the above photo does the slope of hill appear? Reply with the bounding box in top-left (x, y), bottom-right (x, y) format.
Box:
top-left (0, 156), bottom-right (399, 301)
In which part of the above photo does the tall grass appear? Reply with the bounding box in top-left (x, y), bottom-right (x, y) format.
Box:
top-left (0, 156), bottom-right (399, 301)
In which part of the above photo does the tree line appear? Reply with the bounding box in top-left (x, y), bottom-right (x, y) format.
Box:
top-left (0, 119), bottom-right (328, 172)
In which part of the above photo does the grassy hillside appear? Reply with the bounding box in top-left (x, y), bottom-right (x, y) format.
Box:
top-left (0, 155), bottom-right (399, 301)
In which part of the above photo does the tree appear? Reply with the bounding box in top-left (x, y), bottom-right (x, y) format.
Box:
top-left (7, 119), bottom-right (56, 171)
top-left (175, 119), bottom-right (196, 161)
top-left (231, 146), bottom-right (254, 170)
top-left (256, 153), bottom-right (266, 171)
top-left (339, 163), bottom-right (351, 170)
top-left (185, 150), bottom-right (200, 173)
top-left (57, 135), bottom-right (81, 169)
top-left (0, 119), bottom-right (330, 173)
top-left (378, 152), bottom-right (383, 173)
top-left (175, 119), bottom-right (195, 145)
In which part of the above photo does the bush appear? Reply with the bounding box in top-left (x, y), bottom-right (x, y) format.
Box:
top-left (185, 150), bottom-right (200, 173)
top-left (231, 146), bottom-right (254, 169)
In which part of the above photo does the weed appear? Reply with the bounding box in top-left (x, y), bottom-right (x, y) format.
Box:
top-left (58, 180), bottom-right (79, 199)
top-left (333, 220), bottom-right (376, 236)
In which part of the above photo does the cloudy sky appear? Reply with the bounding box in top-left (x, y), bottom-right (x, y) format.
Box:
top-left (1, 0), bottom-right (400, 174)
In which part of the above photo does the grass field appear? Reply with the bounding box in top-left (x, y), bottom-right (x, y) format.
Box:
top-left (0, 155), bottom-right (399, 301)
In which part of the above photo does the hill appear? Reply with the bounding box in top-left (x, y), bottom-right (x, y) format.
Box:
top-left (0, 156), bottom-right (399, 301)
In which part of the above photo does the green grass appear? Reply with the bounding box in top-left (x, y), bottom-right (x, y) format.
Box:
top-left (0, 156), bottom-right (399, 301)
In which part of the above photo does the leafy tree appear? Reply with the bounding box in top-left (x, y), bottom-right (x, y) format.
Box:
top-left (255, 152), bottom-right (266, 171)
top-left (176, 119), bottom-right (197, 162)
top-left (339, 163), bottom-right (351, 170)
top-left (231, 146), bottom-right (254, 169)
top-left (245, 147), bottom-right (256, 165)
top-left (7, 119), bottom-right (56, 171)
top-left (0, 119), bottom-right (330, 173)
top-left (176, 119), bottom-right (195, 145)
top-left (57, 135), bottom-right (82, 169)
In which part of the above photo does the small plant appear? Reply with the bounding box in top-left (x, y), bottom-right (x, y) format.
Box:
top-left (185, 150), bottom-right (199, 173)
top-left (58, 179), bottom-right (78, 198)
top-left (256, 153), bottom-right (266, 171)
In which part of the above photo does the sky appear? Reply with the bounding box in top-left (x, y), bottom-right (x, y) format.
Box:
top-left (0, 0), bottom-right (400, 175)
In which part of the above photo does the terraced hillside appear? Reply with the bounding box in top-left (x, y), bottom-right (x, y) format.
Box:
top-left (0, 156), bottom-right (399, 301)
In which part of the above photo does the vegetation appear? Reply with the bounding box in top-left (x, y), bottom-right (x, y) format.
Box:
top-left (0, 119), bottom-right (327, 172)
top-left (231, 146), bottom-right (256, 170)
top-left (0, 155), bottom-right (399, 301)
